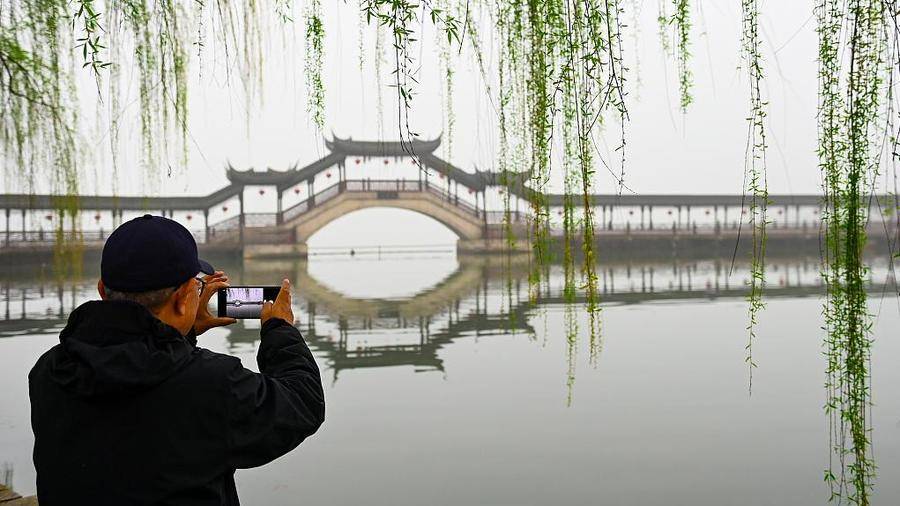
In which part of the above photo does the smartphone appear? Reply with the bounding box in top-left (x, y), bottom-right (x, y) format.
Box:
top-left (217, 286), bottom-right (281, 319)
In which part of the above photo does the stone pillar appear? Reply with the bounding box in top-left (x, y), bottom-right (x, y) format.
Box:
top-left (203, 209), bottom-right (209, 244)
top-left (4, 208), bottom-right (9, 246)
top-left (649, 205), bottom-right (654, 230)
top-left (238, 191), bottom-right (245, 246)
top-left (276, 191), bottom-right (283, 225)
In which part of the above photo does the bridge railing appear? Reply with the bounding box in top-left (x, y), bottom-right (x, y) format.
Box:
top-left (244, 213), bottom-right (278, 228)
top-left (485, 210), bottom-right (526, 225)
top-left (422, 183), bottom-right (480, 217)
top-left (278, 179), bottom-right (484, 226)
top-left (1, 230), bottom-right (110, 247)
top-left (208, 215), bottom-right (241, 237)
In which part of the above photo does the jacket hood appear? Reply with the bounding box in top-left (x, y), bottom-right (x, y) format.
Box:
top-left (48, 300), bottom-right (194, 398)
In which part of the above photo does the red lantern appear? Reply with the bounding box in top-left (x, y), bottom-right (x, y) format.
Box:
top-left (258, 189), bottom-right (266, 196)
top-left (383, 159), bottom-right (389, 165)
top-left (667, 210), bottom-right (673, 215)
top-left (222, 206), bottom-right (229, 212)
top-left (294, 188), bottom-right (301, 194)
top-left (742, 210), bottom-right (747, 215)
top-left (355, 159), bottom-right (361, 164)
top-left (628, 210), bottom-right (634, 216)
top-left (705, 210), bottom-right (710, 215)
top-left (186, 214), bottom-right (193, 221)
top-left (558, 210), bottom-right (563, 216)
top-left (45, 214), bottom-right (53, 221)
top-left (94, 214), bottom-right (101, 221)
top-left (468, 188), bottom-right (474, 194)
top-left (326, 172), bottom-right (332, 178)
top-left (778, 209), bottom-right (783, 215)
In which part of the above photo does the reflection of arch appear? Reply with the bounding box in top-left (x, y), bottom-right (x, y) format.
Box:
top-left (295, 258), bottom-right (485, 321)
top-left (287, 188), bottom-right (486, 247)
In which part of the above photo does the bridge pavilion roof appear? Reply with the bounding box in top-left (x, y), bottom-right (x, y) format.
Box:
top-left (226, 135), bottom-right (497, 192)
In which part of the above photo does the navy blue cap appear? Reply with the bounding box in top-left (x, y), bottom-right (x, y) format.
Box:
top-left (101, 214), bottom-right (214, 292)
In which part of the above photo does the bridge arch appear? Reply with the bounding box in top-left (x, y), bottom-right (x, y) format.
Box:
top-left (286, 184), bottom-right (487, 247)
top-left (306, 207), bottom-right (459, 250)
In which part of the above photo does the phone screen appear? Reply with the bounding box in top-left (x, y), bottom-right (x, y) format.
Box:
top-left (217, 286), bottom-right (281, 319)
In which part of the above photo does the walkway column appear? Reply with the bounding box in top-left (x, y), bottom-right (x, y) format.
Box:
top-left (276, 190), bottom-right (283, 225)
top-left (4, 208), bottom-right (9, 246)
top-left (238, 191), bottom-right (245, 246)
top-left (640, 205), bottom-right (645, 230)
top-left (203, 209), bottom-right (209, 243)
top-left (21, 209), bottom-right (25, 237)
top-left (649, 205), bottom-right (654, 230)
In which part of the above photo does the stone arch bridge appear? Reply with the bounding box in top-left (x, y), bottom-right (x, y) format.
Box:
top-left (0, 135), bottom-right (895, 258)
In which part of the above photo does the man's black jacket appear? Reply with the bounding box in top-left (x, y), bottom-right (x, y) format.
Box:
top-left (29, 300), bottom-right (326, 505)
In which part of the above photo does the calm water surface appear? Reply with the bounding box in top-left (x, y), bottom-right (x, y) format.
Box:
top-left (1, 253), bottom-right (898, 505)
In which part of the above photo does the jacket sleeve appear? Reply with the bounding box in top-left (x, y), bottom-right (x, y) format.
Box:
top-left (225, 318), bottom-right (326, 469)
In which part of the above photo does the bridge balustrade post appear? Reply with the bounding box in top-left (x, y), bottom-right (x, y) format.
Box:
top-left (203, 210), bottom-right (209, 243)
top-left (238, 192), bottom-right (245, 246)
top-left (276, 193), bottom-right (283, 225)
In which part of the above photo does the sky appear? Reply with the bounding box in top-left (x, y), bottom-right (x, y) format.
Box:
top-left (4, 1), bottom-right (882, 245)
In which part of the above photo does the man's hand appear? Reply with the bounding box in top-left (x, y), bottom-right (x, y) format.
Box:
top-left (194, 270), bottom-right (237, 336)
top-left (261, 278), bottom-right (294, 326)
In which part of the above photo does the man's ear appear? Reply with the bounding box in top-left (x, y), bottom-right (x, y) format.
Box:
top-left (173, 279), bottom-right (193, 316)
top-left (98, 280), bottom-right (107, 300)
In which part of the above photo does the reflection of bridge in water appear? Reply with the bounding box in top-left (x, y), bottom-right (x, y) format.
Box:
top-left (1, 255), bottom-right (895, 381)
top-left (2, 136), bottom-right (896, 258)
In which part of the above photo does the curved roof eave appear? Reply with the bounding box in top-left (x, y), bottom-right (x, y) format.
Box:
top-left (326, 134), bottom-right (442, 156)
top-left (225, 152), bottom-right (347, 192)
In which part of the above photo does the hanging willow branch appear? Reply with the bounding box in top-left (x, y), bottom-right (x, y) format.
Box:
top-left (739, 0), bottom-right (768, 394)
top-left (305, 0), bottom-right (325, 129)
top-left (818, 0), bottom-right (889, 503)
top-left (673, 0), bottom-right (692, 111)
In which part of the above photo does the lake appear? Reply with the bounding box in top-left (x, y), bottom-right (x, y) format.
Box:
top-left (1, 251), bottom-right (898, 505)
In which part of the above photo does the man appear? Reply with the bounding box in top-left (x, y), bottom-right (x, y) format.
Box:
top-left (29, 214), bottom-right (326, 505)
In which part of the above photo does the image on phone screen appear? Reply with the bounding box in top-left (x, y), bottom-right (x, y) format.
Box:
top-left (218, 286), bottom-right (279, 318)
